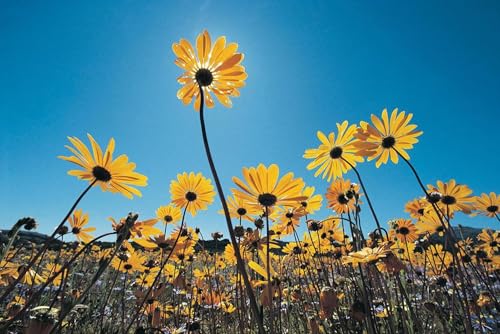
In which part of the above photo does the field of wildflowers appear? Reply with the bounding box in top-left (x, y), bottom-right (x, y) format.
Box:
top-left (0, 30), bottom-right (499, 334)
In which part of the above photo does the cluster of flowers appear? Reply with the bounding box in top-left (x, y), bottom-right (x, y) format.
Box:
top-left (0, 30), bottom-right (498, 334)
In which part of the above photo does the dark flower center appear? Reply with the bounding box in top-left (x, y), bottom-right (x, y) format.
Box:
top-left (427, 192), bottom-right (442, 204)
top-left (490, 241), bottom-right (498, 247)
top-left (92, 166), bottom-right (112, 182)
top-left (417, 208), bottom-right (425, 215)
top-left (329, 146), bottom-right (343, 159)
top-left (301, 201), bottom-right (308, 207)
top-left (124, 264), bottom-right (133, 270)
top-left (381, 136), bottom-right (396, 149)
top-left (72, 227), bottom-right (81, 234)
top-left (285, 212), bottom-right (294, 219)
top-left (236, 208), bottom-right (247, 216)
top-left (337, 194), bottom-right (349, 205)
top-left (164, 215), bottom-right (173, 223)
top-left (185, 191), bottom-right (197, 202)
top-left (486, 205), bottom-right (498, 213)
top-left (414, 246), bottom-right (424, 253)
top-left (441, 195), bottom-right (456, 205)
top-left (158, 242), bottom-right (169, 249)
top-left (398, 227), bottom-right (410, 235)
top-left (307, 220), bottom-right (322, 231)
top-left (258, 193), bottom-right (277, 207)
top-left (476, 250), bottom-right (488, 259)
top-left (195, 68), bottom-right (213, 86)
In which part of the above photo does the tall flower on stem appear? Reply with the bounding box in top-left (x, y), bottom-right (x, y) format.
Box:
top-left (368, 111), bottom-right (476, 332)
top-left (304, 121), bottom-right (363, 181)
top-left (345, 107), bottom-right (423, 235)
top-left (232, 163), bottom-right (306, 331)
top-left (172, 30), bottom-right (263, 333)
top-left (1, 135), bottom-right (147, 303)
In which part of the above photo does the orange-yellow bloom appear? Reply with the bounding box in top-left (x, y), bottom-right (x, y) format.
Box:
top-left (304, 122), bottom-right (364, 181)
top-left (58, 134), bottom-right (148, 199)
top-left (473, 192), bottom-right (500, 218)
top-left (427, 179), bottom-right (473, 214)
top-left (232, 164), bottom-right (306, 210)
top-left (68, 209), bottom-right (95, 244)
top-left (172, 30), bottom-right (247, 110)
top-left (170, 172), bottom-right (216, 216)
top-left (354, 108), bottom-right (423, 167)
top-left (325, 179), bottom-right (360, 214)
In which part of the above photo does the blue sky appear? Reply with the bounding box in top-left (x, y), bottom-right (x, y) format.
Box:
top-left (1, 1), bottom-right (499, 241)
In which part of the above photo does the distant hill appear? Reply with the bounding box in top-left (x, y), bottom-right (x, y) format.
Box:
top-left (0, 226), bottom-right (485, 253)
top-left (0, 229), bottom-right (230, 253)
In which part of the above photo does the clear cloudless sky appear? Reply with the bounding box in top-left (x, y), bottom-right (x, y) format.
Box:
top-left (1, 0), bottom-right (499, 241)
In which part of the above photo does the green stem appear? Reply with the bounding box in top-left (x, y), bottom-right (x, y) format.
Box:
top-left (341, 157), bottom-right (382, 233)
top-left (265, 206), bottom-right (274, 333)
top-left (393, 148), bottom-right (474, 333)
top-left (197, 83), bottom-right (264, 334)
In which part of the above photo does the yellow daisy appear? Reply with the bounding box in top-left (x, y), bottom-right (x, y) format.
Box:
top-left (299, 186), bottom-right (323, 215)
top-left (416, 211), bottom-right (448, 236)
top-left (170, 172), bottom-right (216, 216)
top-left (58, 134), bottom-right (148, 199)
top-left (219, 194), bottom-right (261, 222)
top-left (427, 179), bottom-right (473, 214)
top-left (304, 121), bottom-right (364, 181)
top-left (172, 30), bottom-right (247, 110)
top-left (354, 108), bottom-right (423, 167)
top-left (404, 198), bottom-right (429, 219)
top-left (390, 219), bottom-right (418, 243)
top-left (325, 178), bottom-right (360, 214)
top-left (68, 209), bottom-right (95, 244)
top-left (232, 164), bottom-right (306, 210)
top-left (156, 204), bottom-right (182, 225)
top-left (473, 192), bottom-right (500, 218)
